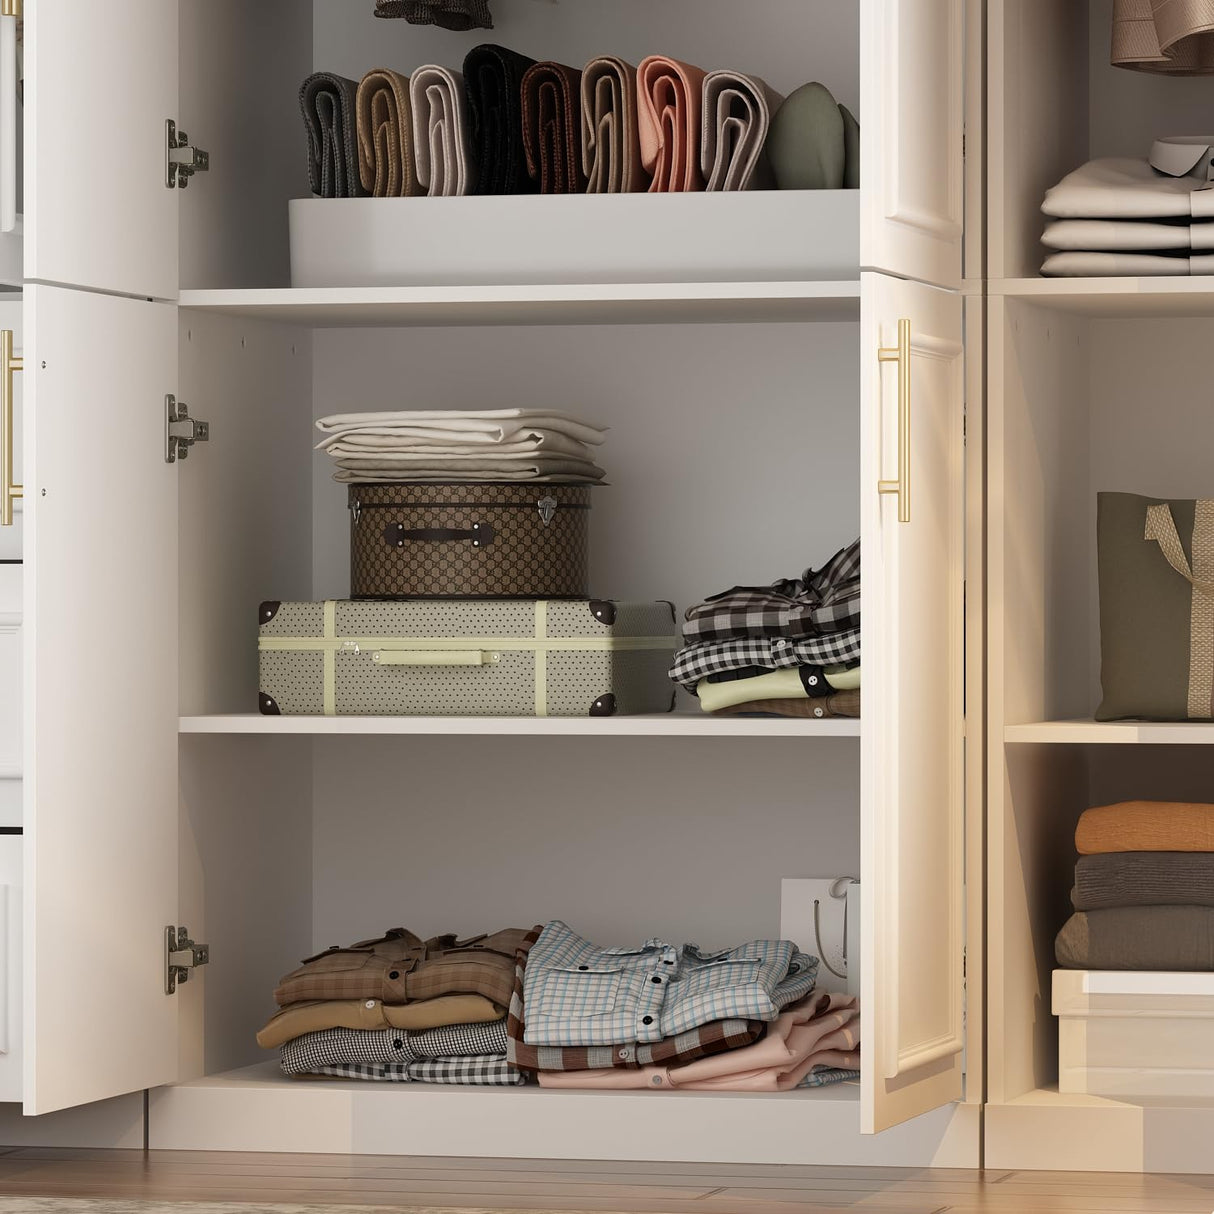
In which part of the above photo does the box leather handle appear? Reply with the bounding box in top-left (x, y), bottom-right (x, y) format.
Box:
top-left (384, 522), bottom-right (495, 548)
top-left (371, 649), bottom-right (501, 667)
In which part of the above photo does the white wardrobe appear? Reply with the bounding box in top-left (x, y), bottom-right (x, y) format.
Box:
top-left (1, 0), bottom-right (985, 1168)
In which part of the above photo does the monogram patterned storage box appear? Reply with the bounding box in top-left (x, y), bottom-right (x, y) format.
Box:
top-left (258, 599), bottom-right (678, 717)
top-left (348, 483), bottom-right (590, 599)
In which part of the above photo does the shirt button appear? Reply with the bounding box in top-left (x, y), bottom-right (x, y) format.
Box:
top-left (814, 707), bottom-right (824, 718)
top-left (663, 959), bottom-right (674, 965)
top-left (392, 1039), bottom-right (404, 1050)
top-left (651, 976), bottom-right (662, 984)
top-left (365, 1000), bottom-right (376, 1009)
top-left (642, 1015), bottom-right (654, 1025)
top-left (578, 965), bottom-right (589, 971)
top-left (388, 970), bottom-right (400, 979)
top-left (651, 1075), bottom-right (663, 1086)
top-left (618, 1049), bottom-right (629, 1059)
top-left (808, 675), bottom-right (819, 686)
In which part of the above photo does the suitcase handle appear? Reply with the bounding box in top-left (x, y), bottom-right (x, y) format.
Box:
top-left (371, 649), bottom-right (501, 667)
top-left (384, 522), bottom-right (496, 548)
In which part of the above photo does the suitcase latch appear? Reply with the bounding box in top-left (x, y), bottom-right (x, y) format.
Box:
top-left (537, 495), bottom-right (558, 526)
top-left (165, 925), bottom-right (210, 995)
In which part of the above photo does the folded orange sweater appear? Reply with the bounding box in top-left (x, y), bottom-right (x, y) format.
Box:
top-left (1076, 801), bottom-right (1214, 854)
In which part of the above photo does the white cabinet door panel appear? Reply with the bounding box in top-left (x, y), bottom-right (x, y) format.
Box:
top-left (861, 0), bottom-right (964, 288)
top-left (24, 286), bottom-right (178, 1113)
top-left (861, 272), bottom-right (965, 1133)
top-left (25, 0), bottom-right (178, 299)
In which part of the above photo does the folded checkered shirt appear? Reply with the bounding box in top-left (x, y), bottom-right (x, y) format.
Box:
top-left (671, 630), bottom-right (862, 691)
top-left (281, 1018), bottom-right (508, 1076)
top-left (681, 541), bottom-right (860, 645)
top-left (308, 1056), bottom-right (526, 1085)
top-left (521, 921), bottom-right (818, 1047)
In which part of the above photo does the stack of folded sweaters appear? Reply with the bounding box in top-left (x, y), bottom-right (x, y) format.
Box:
top-left (259, 928), bottom-right (531, 1085)
top-left (1056, 801), bottom-right (1214, 971)
top-left (508, 921), bottom-right (860, 1091)
top-left (315, 408), bottom-right (607, 484)
top-left (301, 49), bottom-right (856, 198)
top-left (670, 540), bottom-right (860, 718)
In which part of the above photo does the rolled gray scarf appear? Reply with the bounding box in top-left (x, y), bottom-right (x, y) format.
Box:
top-left (374, 0), bottom-right (492, 32)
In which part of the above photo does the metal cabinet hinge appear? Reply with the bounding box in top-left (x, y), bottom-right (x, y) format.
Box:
top-left (166, 119), bottom-right (209, 189)
top-left (165, 925), bottom-right (210, 995)
top-left (165, 394), bottom-right (210, 463)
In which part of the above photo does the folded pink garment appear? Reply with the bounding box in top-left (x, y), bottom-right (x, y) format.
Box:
top-left (637, 55), bottom-right (706, 192)
top-left (537, 993), bottom-right (860, 1091)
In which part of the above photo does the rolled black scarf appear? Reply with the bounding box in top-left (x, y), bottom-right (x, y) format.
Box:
top-left (463, 44), bottom-right (538, 195)
top-left (375, 0), bottom-right (492, 32)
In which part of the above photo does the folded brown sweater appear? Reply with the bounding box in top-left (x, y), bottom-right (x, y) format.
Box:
top-left (1073, 851), bottom-right (1214, 909)
top-left (1075, 801), bottom-right (1214, 854)
top-left (1056, 905), bottom-right (1214, 970)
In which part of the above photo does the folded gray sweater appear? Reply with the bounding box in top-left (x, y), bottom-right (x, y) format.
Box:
top-left (1056, 906), bottom-right (1214, 970)
top-left (1073, 852), bottom-right (1214, 910)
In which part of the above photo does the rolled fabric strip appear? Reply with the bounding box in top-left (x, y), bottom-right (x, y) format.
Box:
top-left (521, 61), bottom-right (587, 194)
top-left (356, 68), bottom-right (422, 197)
top-left (637, 55), bottom-right (707, 192)
top-left (581, 56), bottom-right (646, 193)
top-left (464, 43), bottom-right (538, 195)
top-left (701, 70), bottom-right (781, 191)
top-left (410, 65), bottom-right (477, 197)
top-left (300, 72), bottom-right (364, 199)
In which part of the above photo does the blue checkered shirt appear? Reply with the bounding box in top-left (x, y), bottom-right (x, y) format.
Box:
top-left (522, 921), bottom-right (818, 1047)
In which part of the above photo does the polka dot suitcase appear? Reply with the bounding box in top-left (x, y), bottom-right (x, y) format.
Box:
top-left (348, 483), bottom-right (591, 599)
top-left (258, 599), bottom-right (679, 717)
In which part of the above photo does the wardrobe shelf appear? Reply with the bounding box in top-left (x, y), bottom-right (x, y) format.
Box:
top-left (178, 712), bottom-right (863, 739)
top-left (1004, 720), bottom-right (1214, 744)
top-left (176, 281), bottom-right (862, 328)
top-left (991, 276), bottom-right (1214, 318)
top-left (145, 1061), bottom-right (976, 1167)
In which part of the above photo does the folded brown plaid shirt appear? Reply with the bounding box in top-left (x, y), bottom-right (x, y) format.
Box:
top-left (681, 540), bottom-right (860, 645)
top-left (505, 927), bottom-right (763, 1072)
top-left (274, 928), bottom-right (528, 1008)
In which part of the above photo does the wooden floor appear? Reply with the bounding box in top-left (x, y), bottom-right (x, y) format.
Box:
top-left (0, 1151), bottom-right (1208, 1212)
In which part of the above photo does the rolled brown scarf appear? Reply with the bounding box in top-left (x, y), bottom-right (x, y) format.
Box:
top-left (1112, 0), bottom-right (1214, 74)
top-left (374, 0), bottom-right (492, 32)
top-left (356, 68), bottom-right (422, 197)
top-left (521, 61), bottom-right (587, 195)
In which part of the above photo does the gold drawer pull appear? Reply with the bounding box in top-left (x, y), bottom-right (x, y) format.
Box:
top-left (877, 318), bottom-right (911, 525)
top-left (1, 328), bottom-right (21, 527)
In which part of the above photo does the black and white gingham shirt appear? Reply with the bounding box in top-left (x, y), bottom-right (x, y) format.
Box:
top-left (309, 1056), bottom-right (526, 1085)
top-left (681, 541), bottom-right (860, 645)
top-left (671, 631), bottom-right (861, 690)
top-left (281, 1019), bottom-right (509, 1076)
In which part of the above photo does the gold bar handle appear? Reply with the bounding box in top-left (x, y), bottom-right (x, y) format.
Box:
top-left (0, 328), bottom-right (21, 528)
top-left (877, 318), bottom-right (911, 525)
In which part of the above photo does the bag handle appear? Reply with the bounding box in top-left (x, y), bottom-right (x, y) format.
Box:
top-left (1145, 504), bottom-right (1214, 593)
top-left (384, 522), bottom-right (495, 548)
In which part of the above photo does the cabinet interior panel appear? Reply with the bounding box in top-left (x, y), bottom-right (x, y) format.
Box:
top-left (309, 736), bottom-right (860, 951)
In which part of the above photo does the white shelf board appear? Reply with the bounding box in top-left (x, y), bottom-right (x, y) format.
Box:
top-left (993, 275), bottom-right (1214, 317)
top-left (1005, 719), bottom-right (1214, 744)
top-left (177, 281), bottom-right (862, 328)
top-left (179, 711), bottom-right (862, 738)
top-left (147, 1061), bottom-right (977, 1167)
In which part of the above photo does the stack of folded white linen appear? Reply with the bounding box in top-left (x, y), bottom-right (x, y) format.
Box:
top-left (1041, 144), bottom-right (1214, 277)
top-left (315, 408), bottom-right (608, 484)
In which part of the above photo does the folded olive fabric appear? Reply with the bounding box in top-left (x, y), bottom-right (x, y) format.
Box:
top-left (410, 66), bottom-right (476, 197)
top-left (711, 689), bottom-right (860, 719)
top-left (1073, 852), bottom-right (1214, 910)
top-left (767, 82), bottom-right (846, 190)
top-left (521, 61), bottom-right (587, 195)
top-left (581, 56), bottom-right (645, 193)
top-left (464, 44), bottom-right (538, 195)
top-left (356, 68), bottom-right (422, 198)
top-left (1112, 0), bottom-right (1214, 74)
top-left (374, 0), bottom-right (493, 32)
top-left (637, 55), bottom-right (706, 193)
top-left (300, 72), bottom-right (365, 199)
top-left (1076, 801), bottom-right (1214, 854)
top-left (257, 993), bottom-right (505, 1050)
top-left (701, 70), bottom-right (781, 191)
top-left (1056, 905), bottom-right (1214, 969)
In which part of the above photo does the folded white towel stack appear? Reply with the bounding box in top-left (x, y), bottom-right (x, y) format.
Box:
top-left (315, 408), bottom-right (608, 484)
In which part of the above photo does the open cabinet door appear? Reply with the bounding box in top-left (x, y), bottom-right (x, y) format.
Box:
top-left (23, 286), bottom-right (179, 1114)
top-left (25, 0), bottom-right (178, 299)
top-left (860, 272), bottom-right (965, 1134)
top-left (860, 0), bottom-right (964, 289)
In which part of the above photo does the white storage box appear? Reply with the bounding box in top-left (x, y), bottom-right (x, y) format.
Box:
top-left (288, 191), bottom-right (859, 288)
top-left (1053, 969), bottom-right (1214, 1099)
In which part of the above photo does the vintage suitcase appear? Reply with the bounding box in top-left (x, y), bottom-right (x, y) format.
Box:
top-left (258, 598), bottom-right (678, 717)
top-left (348, 483), bottom-right (591, 599)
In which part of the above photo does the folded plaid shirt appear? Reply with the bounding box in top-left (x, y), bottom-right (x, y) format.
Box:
top-left (281, 1018), bottom-right (508, 1075)
top-left (671, 630), bottom-right (862, 691)
top-left (308, 1057), bottom-right (526, 1085)
top-left (681, 541), bottom-right (860, 645)
top-left (506, 928), bottom-right (768, 1072)
top-left (521, 921), bottom-right (818, 1047)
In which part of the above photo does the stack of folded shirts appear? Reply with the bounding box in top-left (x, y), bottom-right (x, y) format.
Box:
top-left (670, 539), bottom-right (860, 718)
top-left (506, 922), bottom-right (860, 1091)
top-left (315, 408), bottom-right (608, 484)
top-left (1041, 158), bottom-right (1214, 276)
top-left (1056, 802), bottom-right (1214, 971)
top-left (260, 927), bottom-right (533, 1085)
